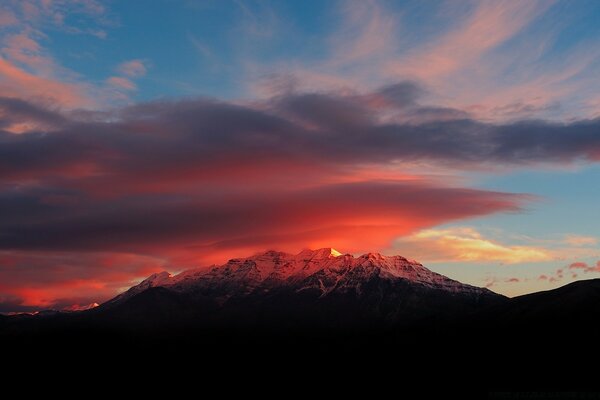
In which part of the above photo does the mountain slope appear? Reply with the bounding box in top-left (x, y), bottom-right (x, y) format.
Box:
top-left (99, 248), bottom-right (504, 327)
top-left (471, 278), bottom-right (600, 327)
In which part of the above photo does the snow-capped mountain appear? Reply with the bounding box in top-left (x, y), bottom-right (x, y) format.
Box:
top-left (103, 248), bottom-right (502, 325)
top-left (121, 248), bottom-right (490, 298)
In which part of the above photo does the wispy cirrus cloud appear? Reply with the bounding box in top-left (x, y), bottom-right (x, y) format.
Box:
top-left (0, 0), bottom-right (134, 109)
top-left (251, 0), bottom-right (600, 122)
top-left (386, 0), bottom-right (552, 81)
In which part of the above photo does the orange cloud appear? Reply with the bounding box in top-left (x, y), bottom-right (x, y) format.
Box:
top-left (563, 235), bottom-right (597, 247)
top-left (392, 227), bottom-right (552, 264)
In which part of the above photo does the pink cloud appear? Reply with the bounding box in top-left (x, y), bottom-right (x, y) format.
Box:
top-left (568, 262), bottom-right (588, 270)
top-left (1, 32), bottom-right (54, 75)
top-left (329, 0), bottom-right (397, 66)
top-left (106, 76), bottom-right (136, 91)
top-left (0, 9), bottom-right (18, 27)
top-left (388, 1), bottom-right (550, 80)
top-left (117, 59), bottom-right (147, 77)
top-left (568, 261), bottom-right (600, 273)
top-left (535, 260), bottom-right (600, 287)
top-left (0, 57), bottom-right (95, 108)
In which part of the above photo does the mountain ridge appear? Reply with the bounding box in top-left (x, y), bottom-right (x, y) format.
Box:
top-left (89, 247), bottom-right (505, 329)
top-left (107, 247), bottom-right (500, 307)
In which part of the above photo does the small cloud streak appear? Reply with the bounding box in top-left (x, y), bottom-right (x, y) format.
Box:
top-left (106, 76), bottom-right (136, 91)
top-left (117, 59), bottom-right (147, 77)
top-left (564, 235), bottom-right (598, 247)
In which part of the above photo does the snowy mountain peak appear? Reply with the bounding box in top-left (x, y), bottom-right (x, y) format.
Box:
top-left (111, 248), bottom-right (497, 308)
top-left (96, 248), bottom-right (506, 328)
top-left (142, 271), bottom-right (173, 286)
top-left (360, 252), bottom-right (385, 260)
top-left (297, 247), bottom-right (342, 259)
top-left (107, 271), bottom-right (174, 304)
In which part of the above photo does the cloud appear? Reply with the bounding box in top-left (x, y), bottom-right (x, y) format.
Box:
top-left (568, 261), bottom-right (600, 273)
top-left (105, 60), bottom-right (148, 95)
top-left (117, 60), bottom-right (147, 78)
top-left (563, 235), bottom-right (598, 247)
top-left (0, 179), bottom-right (524, 310)
top-left (537, 260), bottom-right (600, 285)
top-left (251, 0), bottom-right (600, 122)
top-left (0, 54), bottom-right (95, 108)
top-left (6, 87), bottom-right (600, 188)
top-left (0, 90), bottom-right (550, 309)
top-left (329, 0), bottom-right (397, 66)
top-left (106, 76), bottom-right (136, 91)
top-left (387, 1), bottom-right (551, 81)
top-left (392, 227), bottom-right (551, 264)
top-left (1, 85), bottom-right (600, 310)
top-left (0, 96), bottom-right (66, 133)
top-left (0, 8), bottom-right (18, 27)
top-left (0, 1), bottom-right (115, 108)
top-left (0, 181), bottom-right (526, 255)
top-left (0, 250), bottom-right (167, 312)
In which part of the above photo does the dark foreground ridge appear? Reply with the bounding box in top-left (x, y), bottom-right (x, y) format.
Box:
top-left (2, 249), bottom-right (599, 393)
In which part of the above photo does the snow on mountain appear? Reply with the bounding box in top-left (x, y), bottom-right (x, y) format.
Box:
top-left (114, 248), bottom-right (492, 303)
top-left (63, 303), bottom-right (100, 312)
top-left (108, 271), bottom-right (174, 305)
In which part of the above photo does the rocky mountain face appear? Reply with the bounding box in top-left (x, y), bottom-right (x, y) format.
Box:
top-left (101, 248), bottom-right (504, 327)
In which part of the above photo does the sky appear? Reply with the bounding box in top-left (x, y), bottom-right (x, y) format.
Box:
top-left (1, 0), bottom-right (600, 312)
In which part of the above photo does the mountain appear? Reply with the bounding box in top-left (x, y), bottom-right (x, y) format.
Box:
top-left (4, 252), bottom-right (600, 391)
top-left (97, 248), bottom-right (504, 328)
top-left (470, 278), bottom-right (600, 329)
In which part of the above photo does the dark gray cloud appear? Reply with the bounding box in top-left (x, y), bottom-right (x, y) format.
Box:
top-left (0, 97), bottom-right (67, 130)
top-left (0, 181), bottom-right (527, 252)
top-left (1, 84), bottom-right (598, 252)
top-left (2, 86), bottom-right (599, 186)
top-left (6, 82), bottom-right (589, 311)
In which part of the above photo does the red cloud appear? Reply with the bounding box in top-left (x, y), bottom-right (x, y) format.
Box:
top-left (2, 93), bottom-right (562, 312)
top-left (0, 251), bottom-right (166, 312)
top-left (568, 261), bottom-right (600, 273)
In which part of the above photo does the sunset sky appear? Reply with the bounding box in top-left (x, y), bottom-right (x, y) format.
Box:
top-left (2, 0), bottom-right (600, 312)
